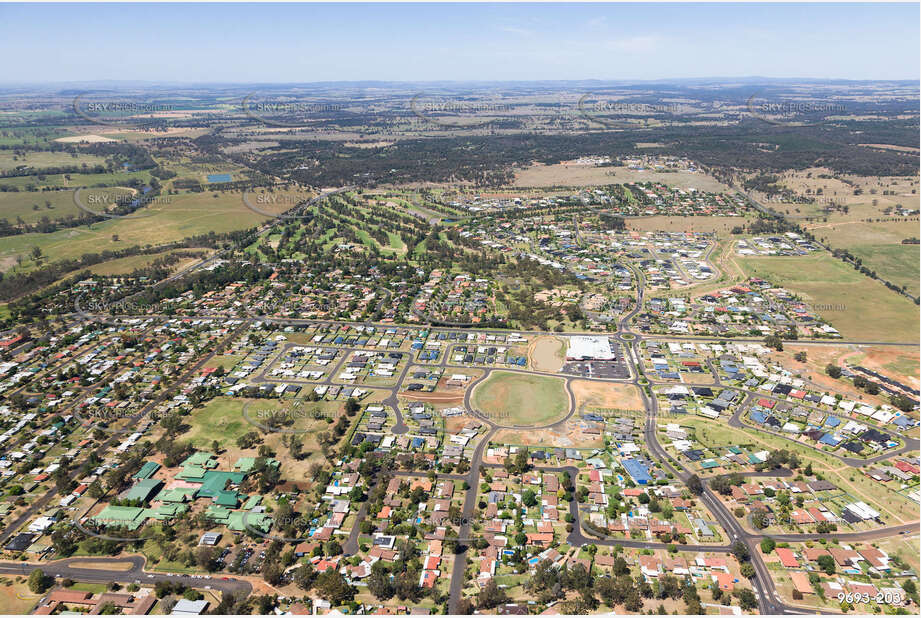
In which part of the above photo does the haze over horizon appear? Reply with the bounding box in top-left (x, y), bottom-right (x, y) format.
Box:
top-left (0, 2), bottom-right (918, 83)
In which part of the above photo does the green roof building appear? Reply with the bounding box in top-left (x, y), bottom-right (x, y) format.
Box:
top-left (182, 452), bottom-right (218, 469)
top-left (91, 506), bottom-right (148, 531)
top-left (133, 461), bottom-right (161, 480)
top-left (120, 478), bottom-right (163, 504)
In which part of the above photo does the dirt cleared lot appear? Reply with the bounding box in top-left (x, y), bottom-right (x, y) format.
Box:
top-left (511, 162), bottom-right (730, 191)
top-left (571, 380), bottom-right (644, 414)
top-left (625, 215), bottom-right (748, 234)
top-left (529, 335), bottom-right (566, 372)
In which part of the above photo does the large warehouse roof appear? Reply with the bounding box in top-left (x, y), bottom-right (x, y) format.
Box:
top-left (567, 335), bottom-right (615, 360)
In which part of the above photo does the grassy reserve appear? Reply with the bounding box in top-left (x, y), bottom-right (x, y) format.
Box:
top-left (471, 370), bottom-right (569, 426)
top-left (735, 253), bottom-right (919, 342)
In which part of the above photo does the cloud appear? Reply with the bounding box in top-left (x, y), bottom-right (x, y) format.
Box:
top-left (602, 35), bottom-right (661, 53)
top-left (498, 25), bottom-right (535, 37)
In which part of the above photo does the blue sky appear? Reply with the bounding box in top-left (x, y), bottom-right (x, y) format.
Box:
top-left (0, 3), bottom-right (918, 83)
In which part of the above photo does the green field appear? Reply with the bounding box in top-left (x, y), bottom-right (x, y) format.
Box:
top-left (0, 190), bottom-right (269, 274)
top-left (0, 187), bottom-right (135, 225)
top-left (0, 150), bottom-right (108, 171)
top-left (471, 370), bottom-right (569, 426)
top-left (0, 169), bottom-right (152, 190)
top-left (850, 243), bottom-right (920, 297)
top-left (736, 253), bottom-right (919, 343)
top-left (184, 396), bottom-right (343, 449)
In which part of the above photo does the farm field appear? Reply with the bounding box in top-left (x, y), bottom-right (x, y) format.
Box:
top-left (0, 190), bottom-right (269, 273)
top-left (0, 186), bottom-right (135, 226)
top-left (512, 162), bottom-right (731, 192)
top-left (0, 169), bottom-right (152, 190)
top-left (735, 253), bottom-right (919, 342)
top-left (471, 370), bottom-right (569, 426)
top-left (0, 150), bottom-right (108, 171)
top-left (87, 248), bottom-right (211, 277)
top-left (849, 243), bottom-right (920, 297)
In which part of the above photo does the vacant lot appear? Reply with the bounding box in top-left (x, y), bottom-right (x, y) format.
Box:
top-left (625, 215), bottom-right (749, 234)
top-left (529, 336), bottom-right (566, 372)
top-left (182, 396), bottom-right (344, 476)
top-left (0, 580), bottom-right (39, 615)
top-left (735, 253), bottom-right (919, 343)
top-left (471, 371), bottom-right (569, 426)
top-left (512, 162), bottom-right (730, 192)
top-left (571, 380), bottom-right (644, 413)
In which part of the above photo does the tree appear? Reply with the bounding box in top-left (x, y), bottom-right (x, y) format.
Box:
top-left (686, 474), bottom-right (703, 495)
top-left (368, 568), bottom-right (394, 601)
top-left (27, 569), bottom-right (50, 594)
top-left (195, 546), bottom-right (220, 571)
top-left (314, 569), bottom-right (355, 605)
top-left (737, 588), bottom-right (758, 610)
top-left (817, 554), bottom-right (836, 575)
top-left (293, 563), bottom-right (316, 591)
top-left (731, 540), bottom-right (750, 562)
top-left (521, 488), bottom-right (537, 507)
top-left (345, 397), bottom-right (360, 416)
top-left (891, 393), bottom-right (914, 412)
top-left (624, 588), bottom-right (643, 612)
top-left (760, 537), bottom-right (776, 554)
top-left (477, 579), bottom-right (508, 610)
top-left (740, 562), bottom-right (756, 579)
top-left (825, 364), bottom-right (842, 379)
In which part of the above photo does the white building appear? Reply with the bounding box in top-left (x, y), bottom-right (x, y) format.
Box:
top-left (567, 336), bottom-right (615, 361)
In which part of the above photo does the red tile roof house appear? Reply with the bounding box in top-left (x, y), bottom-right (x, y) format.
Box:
top-left (848, 582), bottom-right (879, 599)
top-left (526, 533), bottom-right (554, 547)
top-left (790, 509), bottom-right (815, 525)
top-left (420, 570), bottom-right (439, 588)
top-left (700, 556), bottom-right (729, 572)
top-left (803, 547), bottom-right (830, 562)
top-left (858, 548), bottom-right (890, 571)
top-left (776, 548), bottom-right (800, 568)
top-left (790, 571), bottom-right (814, 596)
top-left (828, 547), bottom-right (861, 567)
top-left (638, 555), bottom-right (662, 579)
top-left (713, 572), bottom-right (735, 591)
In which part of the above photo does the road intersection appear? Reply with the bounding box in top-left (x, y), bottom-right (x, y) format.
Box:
top-left (4, 268), bottom-right (916, 614)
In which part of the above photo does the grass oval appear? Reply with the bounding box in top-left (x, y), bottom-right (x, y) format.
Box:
top-left (472, 371), bottom-right (569, 426)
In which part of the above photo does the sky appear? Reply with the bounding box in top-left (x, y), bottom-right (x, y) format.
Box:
top-left (0, 2), bottom-right (918, 83)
